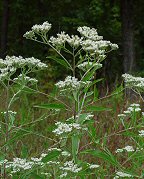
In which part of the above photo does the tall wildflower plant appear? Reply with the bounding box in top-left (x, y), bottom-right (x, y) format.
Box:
top-left (0, 56), bottom-right (47, 178)
top-left (2, 22), bottom-right (144, 178)
top-left (23, 22), bottom-right (118, 178)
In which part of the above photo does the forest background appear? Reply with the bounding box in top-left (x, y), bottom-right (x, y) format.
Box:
top-left (1, 0), bottom-right (144, 91)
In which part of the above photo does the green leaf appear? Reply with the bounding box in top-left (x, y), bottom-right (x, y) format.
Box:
top-left (86, 106), bottom-right (112, 112)
top-left (72, 134), bottom-right (80, 162)
top-left (34, 103), bottom-right (66, 110)
top-left (42, 150), bottom-right (61, 163)
top-left (21, 145), bottom-right (28, 158)
top-left (22, 86), bottom-right (37, 93)
top-left (81, 149), bottom-right (119, 166)
top-left (47, 56), bottom-right (72, 70)
top-left (28, 173), bottom-right (44, 179)
top-left (82, 66), bottom-right (97, 82)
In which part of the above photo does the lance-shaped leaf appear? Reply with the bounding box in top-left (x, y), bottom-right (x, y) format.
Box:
top-left (81, 149), bottom-right (119, 167)
top-left (47, 56), bottom-right (72, 70)
top-left (86, 105), bottom-right (112, 112)
top-left (34, 103), bottom-right (66, 110)
top-left (42, 150), bottom-right (61, 163)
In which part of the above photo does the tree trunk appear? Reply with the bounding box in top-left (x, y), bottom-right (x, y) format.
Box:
top-left (0, 0), bottom-right (10, 59)
top-left (121, 0), bottom-right (135, 73)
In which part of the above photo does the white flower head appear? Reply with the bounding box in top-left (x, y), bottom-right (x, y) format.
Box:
top-left (55, 76), bottom-right (89, 92)
top-left (53, 122), bottom-right (82, 136)
top-left (115, 171), bottom-right (133, 178)
top-left (49, 31), bottom-right (69, 47)
top-left (123, 145), bottom-right (134, 152)
top-left (61, 151), bottom-right (71, 157)
top-left (122, 73), bottom-right (144, 90)
top-left (77, 26), bottom-right (103, 41)
top-left (118, 114), bottom-right (126, 118)
top-left (116, 145), bottom-right (134, 153)
top-left (66, 35), bottom-right (83, 47)
top-left (88, 164), bottom-right (100, 169)
top-left (139, 130), bottom-right (144, 136)
top-left (60, 160), bottom-right (82, 173)
top-left (31, 21), bottom-right (52, 34)
top-left (77, 62), bottom-right (102, 71)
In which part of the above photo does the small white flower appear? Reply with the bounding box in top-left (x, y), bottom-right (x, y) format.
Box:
top-left (66, 35), bottom-right (83, 47)
top-left (31, 21), bottom-right (51, 33)
top-left (115, 171), bottom-right (133, 178)
top-left (49, 31), bottom-right (69, 47)
top-left (53, 122), bottom-right (73, 135)
top-left (123, 145), bottom-right (134, 152)
top-left (123, 110), bottom-right (131, 114)
top-left (61, 151), bottom-right (71, 156)
top-left (48, 147), bottom-right (61, 152)
top-left (77, 62), bottom-right (102, 71)
top-left (53, 122), bottom-right (82, 136)
top-left (13, 74), bottom-right (38, 84)
top-left (117, 114), bottom-right (126, 118)
top-left (116, 145), bottom-right (134, 153)
top-left (23, 30), bottom-right (36, 39)
top-left (89, 164), bottom-right (100, 169)
top-left (130, 103), bottom-right (140, 107)
top-left (77, 26), bottom-right (103, 41)
top-left (60, 160), bottom-right (82, 173)
top-left (122, 73), bottom-right (144, 90)
top-left (115, 148), bottom-right (124, 153)
top-left (60, 172), bottom-right (67, 178)
top-left (139, 130), bottom-right (144, 136)
top-left (55, 76), bottom-right (89, 92)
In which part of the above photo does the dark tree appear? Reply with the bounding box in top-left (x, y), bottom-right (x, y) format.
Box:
top-left (121, 0), bottom-right (135, 73)
top-left (0, 0), bottom-right (10, 59)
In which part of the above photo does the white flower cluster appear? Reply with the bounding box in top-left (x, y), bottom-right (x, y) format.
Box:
top-left (60, 160), bottom-right (82, 173)
top-left (61, 151), bottom-right (71, 157)
top-left (0, 159), bottom-right (8, 166)
top-left (77, 61), bottom-right (102, 71)
top-left (13, 74), bottom-right (38, 84)
top-left (114, 171), bottom-right (133, 178)
top-left (77, 26), bottom-right (103, 41)
top-left (47, 147), bottom-right (61, 152)
top-left (85, 113), bottom-right (94, 120)
top-left (49, 31), bottom-right (69, 46)
top-left (53, 122), bottom-right (82, 135)
top-left (117, 114), bottom-right (126, 118)
top-left (60, 172), bottom-right (68, 178)
top-left (88, 163), bottom-right (100, 169)
top-left (32, 21), bottom-right (51, 33)
top-left (50, 32), bottom-right (83, 48)
top-left (0, 56), bottom-right (47, 81)
top-left (138, 130), bottom-right (144, 136)
top-left (115, 145), bottom-right (134, 153)
top-left (118, 103), bottom-right (141, 117)
top-left (81, 39), bottom-right (118, 55)
top-left (23, 30), bottom-right (36, 40)
top-left (122, 73), bottom-right (144, 90)
top-left (1, 110), bottom-right (17, 116)
top-left (6, 158), bottom-right (34, 173)
top-left (55, 76), bottom-right (89, 91)
top-left (66, 35), bottom-right (83, 48)
top-left (124, 103), bottom-right (141, 114)
top-left (24, 21), bottom-right (51, 39)
top-left (77, 26), bottom-right (118, 55)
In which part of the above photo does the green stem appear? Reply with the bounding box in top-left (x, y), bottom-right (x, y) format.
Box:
top-left (3, 84), bottom-right (9, 179)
